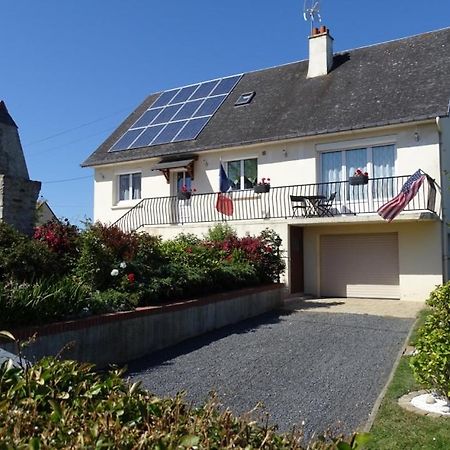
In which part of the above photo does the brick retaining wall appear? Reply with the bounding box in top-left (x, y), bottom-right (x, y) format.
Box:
top-left (1, 284), bottom-right (284, 368)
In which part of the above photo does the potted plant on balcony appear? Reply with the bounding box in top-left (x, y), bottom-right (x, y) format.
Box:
top-left (177, 185), bottom-right (196, 200)
top-left (349, 169), bottom-right (369, 185)
top-left (254, 178), bottom-right (271, 194)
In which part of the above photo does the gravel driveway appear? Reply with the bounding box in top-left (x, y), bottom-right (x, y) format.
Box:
top-left (128, 308), bottom-right (413, 438)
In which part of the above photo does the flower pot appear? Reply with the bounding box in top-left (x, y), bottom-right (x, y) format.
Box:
top-left (349, 175), bottom-right (369, 186)
top-left (254, 184), bottom-right (271, 194)
top-left (177, 191), bottom-right (192, 200)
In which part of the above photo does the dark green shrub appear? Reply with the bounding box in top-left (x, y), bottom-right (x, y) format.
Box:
top-left (410, 282), bottom-right (450, 401)
top-left (0, 223), bottom-right (62, 283)
top-left (205, 222), bottom-right (237, 242)
top-left (0, 277), bottom-right (92, 327)
top-left (0, 356), bottom-right (368, 449)
top-left (210, 261), bottom-right (259, 290)
top-left (73, 227), bottom-right (116, 290)
top-left (89, 289), bottom-right (139, 314)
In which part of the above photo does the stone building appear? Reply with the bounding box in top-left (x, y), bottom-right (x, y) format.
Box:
top-left (0, 101), bottom-right (41, 235)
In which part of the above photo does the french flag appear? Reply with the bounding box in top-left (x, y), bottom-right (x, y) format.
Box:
top-left (216, 162), bottom-right (233, 216)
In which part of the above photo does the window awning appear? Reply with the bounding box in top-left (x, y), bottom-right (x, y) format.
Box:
top-left (151, 158), bottom-right (196, 183)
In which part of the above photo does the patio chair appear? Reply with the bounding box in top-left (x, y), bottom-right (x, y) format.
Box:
top-left (290, 195), bottom-right (310, 217)
top-left (316, 192), bottom-right (336, 217)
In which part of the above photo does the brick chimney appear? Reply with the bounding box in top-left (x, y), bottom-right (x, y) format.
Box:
top-left (307, 25), bottom-right (334, 78)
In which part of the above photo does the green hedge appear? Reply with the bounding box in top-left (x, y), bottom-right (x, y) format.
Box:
top-left (410, 282), bottom-right (450, 400)
top-left (0, 356), bottom-right (369, 449)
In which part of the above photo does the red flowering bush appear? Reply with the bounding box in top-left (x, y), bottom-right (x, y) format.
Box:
top-left (34, 219), bottom-right (79, 257)
top-left (354, 168), bottom-right (368, 177)
top-left (89, 222), bottom-right (139, 261)
top-left (203, 226), bottom-right (285, 283)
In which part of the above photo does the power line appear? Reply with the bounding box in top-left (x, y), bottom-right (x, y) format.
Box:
top-left (41, 175), bottom-right (92, 184)
top-left (24, 104), bottom-right (135, 146)
top-left (27, 125), bottom-right (116, 157)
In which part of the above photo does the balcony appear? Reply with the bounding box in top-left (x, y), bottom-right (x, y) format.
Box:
top-left (114, 175), bottom-right (438, 232)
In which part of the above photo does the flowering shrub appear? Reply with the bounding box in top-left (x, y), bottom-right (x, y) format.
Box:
top-left (204, 226), bottom-right (285, 283)
top-left (256, 177), bottom-right (271, 186)
top-left (180, 184), bottom-right (196, 194)
top-left (89, 222), bottom-right (139, 261)
top-left (0, 221), bottom-right (285, 326)
top-left (353, 168), bottom-right (368, 177)
top-left (33, 219), bottom-right (79, 256)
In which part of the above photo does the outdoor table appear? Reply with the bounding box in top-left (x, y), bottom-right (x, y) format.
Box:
top-left (302, 195), bottom-right (326, 216)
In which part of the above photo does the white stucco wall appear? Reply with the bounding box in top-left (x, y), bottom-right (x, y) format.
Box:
top-left (92, 121), bottom-right (443, 225)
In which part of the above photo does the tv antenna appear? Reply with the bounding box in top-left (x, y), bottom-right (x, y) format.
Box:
top-left (303, 0), bottom-right (322, 34)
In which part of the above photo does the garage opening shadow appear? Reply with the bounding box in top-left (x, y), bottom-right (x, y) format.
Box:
top-left (283, 297), bottom-right (346, 312)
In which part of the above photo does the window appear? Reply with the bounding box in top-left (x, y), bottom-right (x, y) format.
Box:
top-left (118, 172), bottom-right (141, 201)
top-left (176, 172), bottom-right (191, 193)
top-left (235, 92), bottom-right (255, 106)
top-left (321, 144), bottom-right (396, 199)
top-left (227, 158), bottom-right (257, 190)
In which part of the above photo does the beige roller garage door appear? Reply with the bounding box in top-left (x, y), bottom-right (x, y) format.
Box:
top-left (320, 233), bottom-right (400, 299)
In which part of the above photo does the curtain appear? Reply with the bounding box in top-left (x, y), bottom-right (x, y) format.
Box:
top-left (373, 145), bottom-right (395, 198)
top-left (119, 175), bottom-right (130, 201)
top-left (132, 173), bottom-right (141, 200)
top-left (321, 151), bottom-right (342, 198)
top-left (227, 160), bottom-right (241, 190)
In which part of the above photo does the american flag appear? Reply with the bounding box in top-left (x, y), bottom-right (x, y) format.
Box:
top-left (378, 170), bottom-right (426, 222)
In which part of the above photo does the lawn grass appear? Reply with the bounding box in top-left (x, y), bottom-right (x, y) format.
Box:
top-left (366, 308), bottom-right (450, 449)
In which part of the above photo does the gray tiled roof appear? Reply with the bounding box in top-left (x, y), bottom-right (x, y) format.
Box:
top-left (0, 101), bottom-right (18, 128)
top-left (82, 27), bottom-right (450, 168)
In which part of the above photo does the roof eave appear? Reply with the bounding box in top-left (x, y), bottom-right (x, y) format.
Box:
top-left (81, 115), bottom-right (439, 169)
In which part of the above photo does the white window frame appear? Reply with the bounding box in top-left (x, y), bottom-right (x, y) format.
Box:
top-left (317, 135), bottom-right (397, 182)
top-left (224, 157), bottom-right (258, 191)
top-left (317, 137), bottom-right (397, 212)
top-left (116, 171), bottom-right (142, 204)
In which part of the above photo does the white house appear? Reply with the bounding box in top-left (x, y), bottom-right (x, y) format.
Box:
top-left (82, 26), bottom-right (450, 302)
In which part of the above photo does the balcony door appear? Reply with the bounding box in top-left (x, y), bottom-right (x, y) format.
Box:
top-left (171, 171), bottom-right (192, 224)
top-left (320, 144), bottom-right (395, 214)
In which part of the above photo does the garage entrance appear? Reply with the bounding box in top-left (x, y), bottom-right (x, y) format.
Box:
top-left (320, 233), bottom-right (400, 299)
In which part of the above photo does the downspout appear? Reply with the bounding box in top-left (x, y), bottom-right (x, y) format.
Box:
top-left (436, 116), bottom-right (449, 282)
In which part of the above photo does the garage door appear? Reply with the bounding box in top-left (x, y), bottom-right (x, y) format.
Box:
top-left (320, 233), bottom-right (399, 299)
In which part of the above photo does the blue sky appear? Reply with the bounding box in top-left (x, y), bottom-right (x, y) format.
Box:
top-left (1, 1), bottom-right (449, 224)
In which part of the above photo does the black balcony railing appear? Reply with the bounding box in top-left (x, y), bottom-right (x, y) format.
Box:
top-left (114, 175), bottom-right (437, 232)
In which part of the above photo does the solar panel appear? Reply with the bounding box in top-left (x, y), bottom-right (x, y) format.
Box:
top-left (109, 74), bottom-right (242, 151)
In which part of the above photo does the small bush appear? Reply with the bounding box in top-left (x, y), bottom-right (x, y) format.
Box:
top-left (410, 282), bottom-right (450, 401)
top-left (89, 289), bottom-right (139, 314)
top-left (205, 222), bottom-right (237, 242)
top-left (0, 356), bottom-right (368, 449)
